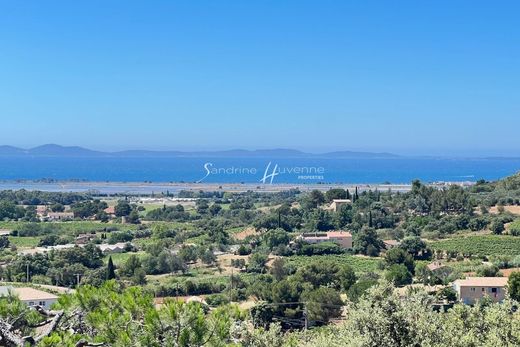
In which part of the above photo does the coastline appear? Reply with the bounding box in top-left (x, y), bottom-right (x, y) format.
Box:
top-left (0, 180), bottom-right (476, 194)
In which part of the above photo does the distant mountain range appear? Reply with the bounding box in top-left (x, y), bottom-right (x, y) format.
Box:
top-left (0, 144), bottom-right (400, 159)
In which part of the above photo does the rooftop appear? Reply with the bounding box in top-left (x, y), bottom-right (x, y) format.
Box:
top-left (454, 277), bottom-right (509, 287)
top-left (302, 231), bottom-right (352, 239)
top-left (0, 286), bottom-right (58, 301)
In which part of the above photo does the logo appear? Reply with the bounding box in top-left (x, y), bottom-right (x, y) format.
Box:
top-left (260, 162), bottom-right (279, 184)
top-left (197, 161), bottom-right (325, 183)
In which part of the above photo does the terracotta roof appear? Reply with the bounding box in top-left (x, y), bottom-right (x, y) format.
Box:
top-left (301, 231), bottom-right (352, 239)
top-left (326, 231), bottom-right (352, 238)
top-left (427, 262), bottom-right (446, 271)
top-left (0, 286), bottom-right (58, 301)
top-left (104, 206), bottom-right (116, 214)
top-left (454, 277), bottom-right (508, 287)
top-left (383, 240), bottom-right (400, 246)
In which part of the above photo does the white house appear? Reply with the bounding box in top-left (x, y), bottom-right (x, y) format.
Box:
top-left (0, 286), bottom-right (58, 310)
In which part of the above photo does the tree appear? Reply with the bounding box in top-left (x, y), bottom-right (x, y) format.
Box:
top-left (508, 271), bottom-right (520, 301)
top-left (127, 210), bottom-right (140, 224)
top-left (114, 200), bottom-right (132, 217)
top-left (179, 245), bottom-right (199, 263)
top-left (132, 268), bottom-right (147, 285)
top-left (384, 248), bottom-right (415, 274)
top-left (106, 256), bottom-right (116, 280)
top-left (302, 287), bottom-right (343, 324)
top-left (385, 264), bottom-right (412, 286)
top-left (301, 190), bottom-right (325, 210)
top-left (200, 248), bottom-right (217, 265)
top-left (399, 236), bottom-right (431, 260)
top-left (120, 254), bottom-right (142, 277)
top-left (50, 203), bottom-right (65, 212)
top-left (0, 235), bottom-right (10, 249)
top-left (338, 265), bottom-right (357, 292)
top-left (248, 253), bottom-right (268, 273)
top-left (270, 258), bottom-right (289, 281)
top-left (347, 279), bottom-right (377, 303)
top-left (415, 262), bottom-right (433, 285)
top-left (263, 228), bottom-right (290, 250)
top-left (209, 204), bottom-right (222, 216)
top-left (325, 188), bottom-right (347, 202)
top-left (490, 220), bottom-right (505, 234)
top-left (353, 227), bottom-right (384, 256)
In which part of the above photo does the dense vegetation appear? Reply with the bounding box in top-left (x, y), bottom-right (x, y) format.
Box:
top-left (2, 173), bottom-right (520, 345)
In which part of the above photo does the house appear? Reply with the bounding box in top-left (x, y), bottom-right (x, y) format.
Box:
top-left (0, 229), bottom-right (12, 236)
top-left (329, 199), bottom-right (352, 212)
top-left (0, 286), bottom-right (58, 310)
top-left (297, 231), bottom-right (353, 249)
top-left (383, 240), bottom-right (400, 250)
top-left (45, 212), bottom-right (74, 221)
top-left (453, 277), bottom-right (508, 305)
top-left (75, 233), bottom-right (96, 245)
top-left (98, 242), bottom-right (128, 254)
top-left (427, 261), bottom-right (447, 272)
top-left (104, 206), bottom-right (116, 216)
top-left (35, 205), bottom-right (48, 216)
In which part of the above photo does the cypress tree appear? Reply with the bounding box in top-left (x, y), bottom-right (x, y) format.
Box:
top-left (346, 189), bottom-right (351, 200)
top-left (107, 256), bottom-right (116, 280)
top-left (368, 211), bottom-right (373, 227)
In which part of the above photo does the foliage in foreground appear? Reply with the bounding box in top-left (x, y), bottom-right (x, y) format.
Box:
top-left (301, 282), bottom-right (520, 347)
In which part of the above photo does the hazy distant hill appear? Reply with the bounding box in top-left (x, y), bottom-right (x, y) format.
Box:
top-left (0, 144), bottom-right (400, 159)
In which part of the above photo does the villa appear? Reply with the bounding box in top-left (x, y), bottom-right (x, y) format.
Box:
top-left (453, 277), bottom-right (508, 305)
top-left (0, 286), bottom-right (58, 309)
top-left (329, 199), bottom-right (352, 212)
top-left (297, 231), bottom-right (353, 249)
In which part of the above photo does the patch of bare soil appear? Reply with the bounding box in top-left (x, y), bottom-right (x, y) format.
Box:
top-left (234, 227), bottom-right (259, 240)
top-left (489, 205), bottom-right (520, 215)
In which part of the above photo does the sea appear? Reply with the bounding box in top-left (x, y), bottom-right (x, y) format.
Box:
top-left (0, 156), bottom-right (519, 185)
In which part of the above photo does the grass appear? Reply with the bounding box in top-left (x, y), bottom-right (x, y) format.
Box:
top-left (8, 236), bottom-right (41, 248)
top-left (429, 235), bottom-right (520, 257)
top-left (285, 254), bottom-right (382, 274)
top-left (0, 220), bottom-right (140, 235)
top-left (103, 251), bottom-right (146, 266)
top-left (508, 219), bottom-right (520, 234)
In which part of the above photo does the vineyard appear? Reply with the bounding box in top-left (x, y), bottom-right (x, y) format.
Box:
top-left (429, 235), bottom-right (520, 257)
top-left (286, 254), bottom-right (382, 273)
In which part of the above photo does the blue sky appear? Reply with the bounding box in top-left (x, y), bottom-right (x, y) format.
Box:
top-left (0, 1), bottom-right (519, 156)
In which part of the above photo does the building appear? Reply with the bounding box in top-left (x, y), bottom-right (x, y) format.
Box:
top-left (98, 242), bottom-right (128, 254)
top-left (453, 277), bottom-right (508, 305)
top-left (0, 286), bottom-right (58, 309)
top-left (75, 233), bottom-right (96, 244)
top-left (45, 212), bottom-right (74, 221)
top-left (104, 206), bottom-right (116, 216)
top-left (298, 231), bottom-right (353, 249)
top-left (329, 199), bottom-right (352, 212)
top-left (35, 205), bottom-right (48, 216)
top-left (383, 240), bottom-right (400, 250)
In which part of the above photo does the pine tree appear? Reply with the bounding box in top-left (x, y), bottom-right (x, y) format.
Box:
top-left (107, 256), bottom-right (116, 280)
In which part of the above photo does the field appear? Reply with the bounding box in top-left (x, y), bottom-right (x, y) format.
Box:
top-left (285, 254), bottom-right (381, 273)
top-left (103, 251), bottom-right (146, 266)
top-left (429, 235), bottom-right (520, 257)
top-left (0, 220), bottom-right (140, 234)
top-left (8, 236), bottom-right (41, 248)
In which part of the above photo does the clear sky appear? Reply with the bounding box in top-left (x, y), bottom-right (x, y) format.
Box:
top-left (0, 1), bottom-right (519, 156)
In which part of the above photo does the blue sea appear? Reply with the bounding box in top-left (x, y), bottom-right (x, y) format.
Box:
top-left (0, 156), bottom-right (519, 184)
